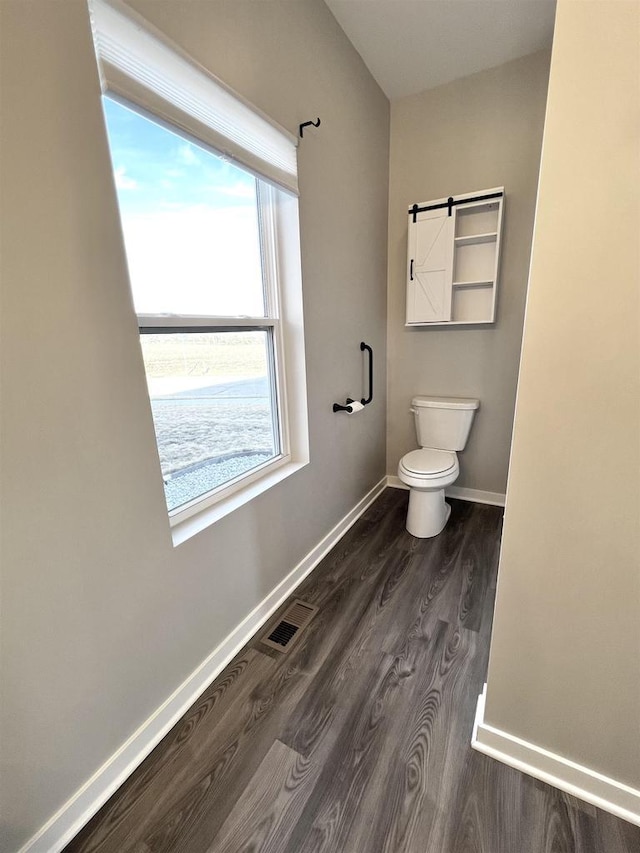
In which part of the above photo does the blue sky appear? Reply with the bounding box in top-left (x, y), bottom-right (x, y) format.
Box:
top-left (103, 97), bottom-right (257, 214)
top-left (101, 97), bottom-right (264, 317)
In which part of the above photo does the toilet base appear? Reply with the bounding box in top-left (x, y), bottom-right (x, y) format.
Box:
top-left (406, 488), bottom-right (451, 538)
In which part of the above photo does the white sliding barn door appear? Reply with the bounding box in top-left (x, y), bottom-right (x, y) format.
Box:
top-left (407, 210), bottom-right (454, 323)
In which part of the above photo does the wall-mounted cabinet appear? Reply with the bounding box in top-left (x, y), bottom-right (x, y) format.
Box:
top-left (406, 187), bottom-right (504, 326)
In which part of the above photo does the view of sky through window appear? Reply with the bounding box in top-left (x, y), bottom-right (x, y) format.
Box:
top-left (103, 98), bottom-right (278, 512)
top-left (103, 97), bottom-right (265, 317)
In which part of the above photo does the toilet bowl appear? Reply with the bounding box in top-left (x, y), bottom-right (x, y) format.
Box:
top-left (398, 449), bottom-right (459, 538)
top-left (398, 396), bottom-right (479, 538)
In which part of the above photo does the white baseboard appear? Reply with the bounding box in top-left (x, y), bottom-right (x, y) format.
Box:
top-left (385, 475), bottom-right (409, 490)
top-left (386, 475), bottom-right (505, 507)
top-left (19, 477), bottom-right (388, 853)
top-left (472, 685), bottom-right (640, 827)
top-left (446, 485), bottom-right (506, 507)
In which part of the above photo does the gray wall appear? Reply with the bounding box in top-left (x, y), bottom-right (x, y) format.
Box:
top-left (0, 1), bottom-right (389, 848)
top-left (484, 0), bottom-right (640, 792)
top-left (387, 51), bottom-right (550, 494)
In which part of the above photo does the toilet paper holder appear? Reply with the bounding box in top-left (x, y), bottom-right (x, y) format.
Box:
top-left (332, 398), bottom-right (361, 414)
top-left (332, 341), bottom-right (373, 413)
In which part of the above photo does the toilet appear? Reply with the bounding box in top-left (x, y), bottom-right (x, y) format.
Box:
top-left (398, 396), bottom-right (479, 538)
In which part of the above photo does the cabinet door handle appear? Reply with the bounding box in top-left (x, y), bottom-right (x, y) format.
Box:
top-left (410, 259), bottom-right (414, 281)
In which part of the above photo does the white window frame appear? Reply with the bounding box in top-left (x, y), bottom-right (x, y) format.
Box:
top-left (90, 0), bottom-right (309, 545)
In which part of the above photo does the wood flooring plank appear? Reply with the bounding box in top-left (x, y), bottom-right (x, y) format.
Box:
top-left (456, 503), bottom-right (503, 632)
top-left (378, 506), bottom-right (472, 654)
top-left (336, 500), bottom-right (501, 850)
top-left (348, 623), bottom-right (459, 852)
top-left (353, 623), bottom-right (481, 853)
top-left (64, 492), bottom-right (640, 853)
top-left (295, 489), bottom-right (408, 607)
top-left (416, 511), bottom-right (517, 853)
top-left (206, 740), bottom-right (315, 853)
top-left (135, 656), bottom-right (319, 852)
top-left (441, 741), bottom-right (640, 853)
top-left (281, 621), bottom-right (454, 853)
top-left (278, 549), bottom-right (419, 759)
top-left (134, 507), bottom-right (417, 853)
top-left (65, 650), bottom-right (275, 853)
top-left (277, 496), bottom-right (432, 769)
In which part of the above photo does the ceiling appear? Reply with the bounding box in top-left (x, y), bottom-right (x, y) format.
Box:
top-left (325, 0), bottom-right (556, 100)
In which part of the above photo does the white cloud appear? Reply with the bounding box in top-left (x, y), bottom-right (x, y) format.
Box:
top-left (213, 181), bottom-right (255, 200)
top-left (121, 204), bottom-right (263, 316)
top-left (177, 144), bottom-right (201, 166)
top-left (114, 166), bottom-right (138, 190)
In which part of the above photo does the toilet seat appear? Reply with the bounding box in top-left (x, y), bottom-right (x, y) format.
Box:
top-left (399, 448), bottom-right (457, 478)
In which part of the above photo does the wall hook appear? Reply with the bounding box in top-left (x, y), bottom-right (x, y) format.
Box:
top-left (299, 117), bottom-right (321, 138)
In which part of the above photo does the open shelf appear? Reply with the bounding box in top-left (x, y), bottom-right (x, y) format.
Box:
top-left (453, 279), bottom-right (493, 288)
top-left (454, 232), bottom-right (497, 246)
top-left (451, 281), bottom-right (494, 322)
top-left (455, 201), bottom-right (500, 238)
top-left (453, 240), bottom-right (496, 284)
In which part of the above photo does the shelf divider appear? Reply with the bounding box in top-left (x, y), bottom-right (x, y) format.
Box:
top-left (452, 279), bottom-right (494, 289)
top-left (454, 232), bottom-right (498, 246)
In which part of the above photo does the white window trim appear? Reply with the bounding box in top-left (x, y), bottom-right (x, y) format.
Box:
top-left (90, 1), bottom-right (309, 544)
top-left (167, 190), bottom-right (309, 546)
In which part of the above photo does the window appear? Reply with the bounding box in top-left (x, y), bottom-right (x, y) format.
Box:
top-left (90, 0), bottom-right (308, 539)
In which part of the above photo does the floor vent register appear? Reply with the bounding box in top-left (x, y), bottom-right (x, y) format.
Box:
top-left (260, 599), bottom-right (318, 653)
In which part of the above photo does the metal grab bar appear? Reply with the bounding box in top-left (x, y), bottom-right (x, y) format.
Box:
top-left (332, 342), bottom-right (373, 413)
top-left (360, 341), bottom-right (373, 405)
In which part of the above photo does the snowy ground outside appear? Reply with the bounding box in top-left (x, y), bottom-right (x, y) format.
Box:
top-left (150, 375), bottom-right (277, 512)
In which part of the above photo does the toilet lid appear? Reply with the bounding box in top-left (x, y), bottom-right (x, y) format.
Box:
top-left (401, 449), bottom-right (456, 476)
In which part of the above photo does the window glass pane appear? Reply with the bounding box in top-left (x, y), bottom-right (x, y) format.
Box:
top-left (140, 331), bottom-right (279, 512)
top-left (103, 97), bottom-right (265, 317)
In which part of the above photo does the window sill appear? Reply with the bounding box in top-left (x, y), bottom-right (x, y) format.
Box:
top-left (170, 457), bottom-right (309, 546)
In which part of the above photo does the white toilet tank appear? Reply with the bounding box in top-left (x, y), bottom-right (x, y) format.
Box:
top-left (411, 396), bottom-right (480, 451)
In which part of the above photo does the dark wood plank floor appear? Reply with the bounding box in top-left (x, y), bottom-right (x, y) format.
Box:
top-left (65, 489), bottom-right (640, 853)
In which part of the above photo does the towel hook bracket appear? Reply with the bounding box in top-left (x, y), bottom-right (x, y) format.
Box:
top-left (299, 117), bottom-right (321, 138)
